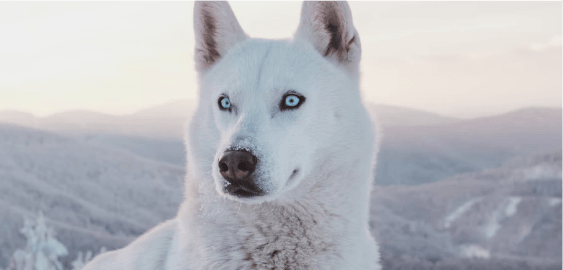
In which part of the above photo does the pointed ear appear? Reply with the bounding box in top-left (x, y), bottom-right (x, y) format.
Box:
top-left (193, 1), bottom-right (248, 72)
top-left (295, 1), bottom-right (361, 68)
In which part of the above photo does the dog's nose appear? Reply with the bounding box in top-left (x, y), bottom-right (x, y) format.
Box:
top-left (218, 150), bottom-right (257, 183)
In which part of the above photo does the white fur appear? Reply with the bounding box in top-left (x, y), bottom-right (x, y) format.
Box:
top-left (84, 1), bottom-right (381, 269)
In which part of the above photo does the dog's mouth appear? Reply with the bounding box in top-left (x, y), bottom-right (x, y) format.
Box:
top-left (224, 182), bottom-right (264, 198)
top-left (289, 169), bottom-right (299, 180)
top-left (286, 168), bottom-right (300, 185)
top-left (220, 168), bottom-right (301, 199)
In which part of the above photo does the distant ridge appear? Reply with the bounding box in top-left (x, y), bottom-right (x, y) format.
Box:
top-left (0, 110), bottom-right (38, 127)
top-left (376, 107), bottom-right (562, 185)
top-left (368, 103), bottom-right (459, 127)
top-left (132, 99), bottom-right (197, 118)
top-left (0, 100), bottom-right (198, 140)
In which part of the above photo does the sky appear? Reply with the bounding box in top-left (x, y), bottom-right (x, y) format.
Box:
top-left (0, 1), bottom-right (560, 118)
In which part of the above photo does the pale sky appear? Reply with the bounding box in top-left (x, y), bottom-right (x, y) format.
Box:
top-left (0, 1), bottom-right (560, 118)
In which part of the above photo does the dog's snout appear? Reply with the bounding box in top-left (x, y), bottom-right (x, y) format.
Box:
top-left (219, 150), bottom-right (261, 197)
top-left (219, 150), bottom-right (257, 182)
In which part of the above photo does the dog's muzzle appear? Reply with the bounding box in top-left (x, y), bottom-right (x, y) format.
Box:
top-left (218, 150), bottom-right (263, 197)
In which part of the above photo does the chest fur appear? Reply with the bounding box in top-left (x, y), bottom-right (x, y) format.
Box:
top-left (237, 213), bottom-right (336, 269)
top-left (191, 203), bottom-right (344, 270)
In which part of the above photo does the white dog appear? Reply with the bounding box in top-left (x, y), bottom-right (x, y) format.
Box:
top-left (84, 1), bottom-right (381, 269)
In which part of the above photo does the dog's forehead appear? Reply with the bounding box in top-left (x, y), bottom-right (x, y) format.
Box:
top-left (213, 39), bottom-right (327, 98)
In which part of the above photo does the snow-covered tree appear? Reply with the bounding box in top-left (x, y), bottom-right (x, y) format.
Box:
top-left (7, 213), bottom-right (68, 270)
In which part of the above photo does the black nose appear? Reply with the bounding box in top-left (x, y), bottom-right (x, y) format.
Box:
top-left (219, 150), bottom-right (257, 181)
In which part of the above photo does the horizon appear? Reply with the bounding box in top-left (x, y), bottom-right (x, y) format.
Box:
top-left (0, 1), bottom-right (561, 118)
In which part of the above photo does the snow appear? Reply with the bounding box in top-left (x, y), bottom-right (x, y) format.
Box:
top-left (548, 197), bottom-right (562, 207)
top-left (443, 198), bottom-right (481, 229)
top-left (524, 165), bottom-right (562, 180)
top-left (459, 244), bottom-right (490, 259)
top-left (504, 197), bottom-right (522, 217)
top-left (485, 197), bottom-right (522, 239)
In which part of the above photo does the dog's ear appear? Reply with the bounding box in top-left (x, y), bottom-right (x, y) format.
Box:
top-left (295, 1), bottom-right (361, 69)
top-left (193, 1), bottom-right (248, 72)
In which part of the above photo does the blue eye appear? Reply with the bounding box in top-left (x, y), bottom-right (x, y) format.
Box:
top-left (285, 95), bottom-right (300, 107)
top-left (280, 92), bottom-right (305, 111)
top-left (218, 96), bottom-right (231, 110)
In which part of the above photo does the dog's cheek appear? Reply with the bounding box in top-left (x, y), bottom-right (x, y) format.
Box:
top-left (213, 109), bottom-right (229, 131)
top-left (287, 129), bottom-right (314, 171)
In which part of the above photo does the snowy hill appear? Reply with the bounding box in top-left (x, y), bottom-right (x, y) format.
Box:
top-left (376, 107), bottom-right (562, 185)
top-left (77, 134), bottom-right (186, 166)
top-left (132, 99), bottom-right (196, 119)
top-left (0, 110), bottom-right (38, 127)
top-left (0, 124), bottom-right (185, 268)
top-left (367, 104), bottom-right (459, 127)
top-left (371, 151), bottom-right (562, 263)
top-left (0, 99), bottom-right (197, 140)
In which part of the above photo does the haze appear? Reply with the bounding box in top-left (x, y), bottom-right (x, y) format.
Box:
top-left (0, 1), bottom-right (560, 118)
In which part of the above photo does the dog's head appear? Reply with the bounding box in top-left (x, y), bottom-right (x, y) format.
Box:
top-left (187, 1), bottom-right (373, 203)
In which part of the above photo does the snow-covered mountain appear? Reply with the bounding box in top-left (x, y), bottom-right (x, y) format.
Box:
top-left (0, 99), bottom-right (197, 140)
top-left (0, 124), bottom-right (184, 267)
top-left (0, 110), bottom-right (38, 127)
top-left (376, 107), bottom-right (562, 185)
top-left (367, 103), bottom-right (459, 127)
top-left (371, 151), bottom-right (562, 263)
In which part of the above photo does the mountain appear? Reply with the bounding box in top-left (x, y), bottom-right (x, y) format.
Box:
top-left (368, 104), bottom-right (459, 127)
top-left (371, 151), bottom-right (562, 263)
top-left (0, 110), bottom-right (38, 127)
top-left (0, 124), bottom-right (185, 268)
top-left (132, 99), bottom-right (196, 119)
top-left (0, 99), bottom-right (197, 140)
top-left (42, 110), bottom-right (124, 135)
top-left (376, 107), bottom-right (562, 185)
top-left (78, 134), bottom-right (186, 166)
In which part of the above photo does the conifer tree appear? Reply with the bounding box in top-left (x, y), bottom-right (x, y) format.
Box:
top-left (8, 213), bottom-right (68, 270)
